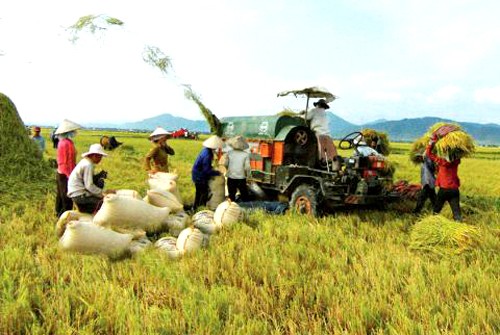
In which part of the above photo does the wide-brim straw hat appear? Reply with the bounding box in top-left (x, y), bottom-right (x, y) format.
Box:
top-left (81, 144), bottom-right (108, 157)
top-left (54, 119), bottom-right (82, 135)
top-left (149, 127), bottom-right (170, 139)
top-left (202, 135), bottom-right (223, 149)
top-left (227, 135), bottom-right (249, 150)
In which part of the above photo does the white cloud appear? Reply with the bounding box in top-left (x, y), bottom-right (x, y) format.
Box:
top-left (364, 91), bottom-right (401, 102)
top-left (474, 87), bottom-right (500, 104)
top-left (427, 85), bottom-right (462, 103)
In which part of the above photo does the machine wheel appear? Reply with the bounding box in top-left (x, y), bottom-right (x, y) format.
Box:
top-left (289, 184), bottom-right (321, 216)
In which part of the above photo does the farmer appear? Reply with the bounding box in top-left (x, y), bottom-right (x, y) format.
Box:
top-left (413, 152), bottom-right (436, 214)
top-left (303, 99), bottom-right (338, 165)
top-left (67, 144), bottom-right (114, 214)
top-left (30, 126), bottom-right (46, 156)
top-left (224, 135), bottom-right (251, 202)
top-left (191, 135), bottom-right (223, 209)
top-left (353, 134), bottom-right (382, 157)
top-left (144, 127), bottom-right (175, 173)
top-left (426, 135), bottom-right (462, 221)
top-left (54, 119), bottom-right (81, 217)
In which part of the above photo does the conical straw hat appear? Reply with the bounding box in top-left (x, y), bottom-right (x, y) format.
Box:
top-left (202, 135), bottom-right (223, 149)
top-left (227, 135), bottom-right (249, 150)
top-left (55, 119), bottom-right (82, 135)
top-left (149, 127), bottom-right (170, 138)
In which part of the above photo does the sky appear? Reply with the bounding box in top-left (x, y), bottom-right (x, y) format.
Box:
top-left (1, 0), bottom-right (500, 126)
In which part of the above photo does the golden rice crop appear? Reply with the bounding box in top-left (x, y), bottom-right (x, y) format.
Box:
top-left (410, 215), bottom-right (481, 255)
top-left (409, 122), bottom-right (476, 163)
top-left (361, 128), bottom-right (391, 156)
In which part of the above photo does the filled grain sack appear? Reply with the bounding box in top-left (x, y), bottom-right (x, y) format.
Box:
top-left (192, 209), bottom-right (215, 222)
top-left (56, 210), bottom-right (93, 238)
top-left (93, 194), bottom-right (171, 233)
top-left (155, 236), bottom-right (183, 259)
top-left (214, 200), bottom-right (242, 228)
top-left (148, 172), bottom-right (178, 190)
top-left (115, 189), bottom-right (142, 200)
top-left (207, 175), bottom-right (226, 210)
top-left (193, 215), bottom-right (220, 235)
top-left (128, 236), bottom-right (152, 255)
top-left (164, 211), bottom-right (191, 237)
top-left (59, 220), bottom-right (133, 257)
top-left (144, 189), bottom-right (184, 212)
top-left (176, 227), bottom-right (209, 254)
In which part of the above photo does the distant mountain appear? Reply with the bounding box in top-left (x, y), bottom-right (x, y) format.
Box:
top-left (326, 112), bottom-right (356, 135)
top-left (331, 116), bottom-right (500, 145)
top-left (83, 112), bottom-right (500, 145)
top-left (118, 113), bottom-right (209, 132)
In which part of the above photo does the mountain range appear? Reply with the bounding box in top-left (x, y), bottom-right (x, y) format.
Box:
top-left (86, 113), bottom-right (500, 145)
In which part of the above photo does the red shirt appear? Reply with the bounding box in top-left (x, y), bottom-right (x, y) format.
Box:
top-left (57, 138), bottom-right (76, 177)
top-left (426, 144), bottom-right (460, 189)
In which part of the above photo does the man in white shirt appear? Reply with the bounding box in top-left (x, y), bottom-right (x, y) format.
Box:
top-left (224, 136), bottom-right (251, 201)
top-left (353, 135), bottom-right (382, 157)
top-left (304, 99), bottom-right (338, 166)
top-left (68, 144), bottom-right (113, 213)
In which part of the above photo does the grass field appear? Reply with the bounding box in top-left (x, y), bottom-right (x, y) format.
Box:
top-left (1, 128), bottom-right (499, 334)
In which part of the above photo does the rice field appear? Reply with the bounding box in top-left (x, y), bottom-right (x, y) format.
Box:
top-left (1, 128), bottom-right (499, 334)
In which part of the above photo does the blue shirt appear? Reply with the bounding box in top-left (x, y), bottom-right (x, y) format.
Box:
top-left (32, 135), bottom-right (46, 152)
top-left (421, 155), bottom-right (436, 188)
top-left (192, 147), bottom-right (219, 184)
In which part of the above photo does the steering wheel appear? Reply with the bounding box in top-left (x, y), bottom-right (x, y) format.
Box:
top-left (338, 131), bottom-right (363, 150)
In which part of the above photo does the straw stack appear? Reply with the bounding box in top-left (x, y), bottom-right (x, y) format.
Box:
top-left (410, 215), bottom-right (481, 255)
top-left (361, 128), bottom-right (391, 156)
top-left (410, 122), bottom-right (476, 164)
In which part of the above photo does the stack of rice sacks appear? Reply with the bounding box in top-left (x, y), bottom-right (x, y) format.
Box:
top-left (58, 188), bottom-right (173, 258)
top-left (410, 122), bottom-right (476, 164)
top-left (155, 200), bottom-right (244, 259)
top-left (144, 172), bottom-right (188, 236)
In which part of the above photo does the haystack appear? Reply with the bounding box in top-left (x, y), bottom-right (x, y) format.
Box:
top-left (361, 128), bottom-right (391, 156)
top-left (0, 92), bottom-right (53, 205)
top-left (410, 122), bottom-right (476, 164)
top-left (410, 215), bottom-right (481, 255)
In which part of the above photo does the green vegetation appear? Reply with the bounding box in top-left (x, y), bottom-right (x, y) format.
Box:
top-left (0, 93), bottom-right (53, 207)
top-left (1, 129), bottom-right (499, 334)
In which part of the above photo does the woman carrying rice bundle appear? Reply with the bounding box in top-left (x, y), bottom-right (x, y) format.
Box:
top-left (425, 125), bottom-right (467, 221)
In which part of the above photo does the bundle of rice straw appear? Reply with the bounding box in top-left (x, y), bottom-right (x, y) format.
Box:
top-left (410, 122), bottom-right (476, 164)
top-left (409, 215), bottom-right (481, 255)
top-left (361, 128), bottom-right (391, 156)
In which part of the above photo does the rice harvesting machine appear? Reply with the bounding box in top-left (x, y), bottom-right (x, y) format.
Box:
top-left (219, 87), bottom-right (399, 216)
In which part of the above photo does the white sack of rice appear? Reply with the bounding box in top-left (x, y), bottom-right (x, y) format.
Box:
top-left (59, 220), bottom-right (133, 257)
top-left (56, 210), bottom-right (93, 238)
top-left (155, 236), bottom-right (183, 259)
top-left (128, 236), bottom-right (152, 255)
top-left (115, 189), bottom-right (142, 200)
top-left (214, 200), bottom-right (242, 228)
top-left (148, 172), bottom-right (178, 190)
top-left (164, 211), bottom-right (191, 237)
top-left (193, 216), bottom-right (220, 235)
top-left (93, 194), bottom-right (171, 233)
top-left (207, 175), bottom-right (226, 210)
top-left (176, 227), bottom-right (209, 254)
top-left (192, 210), bottom-right (215, 222)
top-left (144, 189), bottom-right (184, 212)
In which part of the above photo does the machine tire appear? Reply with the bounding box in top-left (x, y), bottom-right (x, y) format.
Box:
top-left (289, 184), bottom-right (321, 216)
